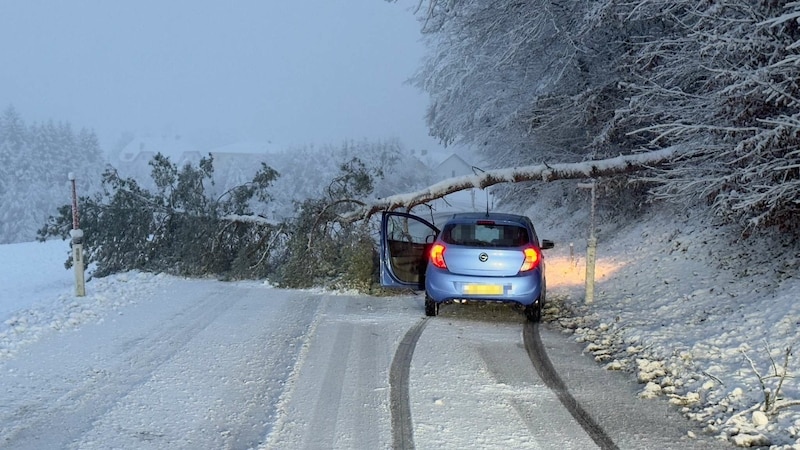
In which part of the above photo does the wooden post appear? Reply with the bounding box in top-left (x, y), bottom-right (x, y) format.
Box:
top-left (577, 181), bottom-right (597, 304)
top-left (585, 237), bottom-right (597, 304)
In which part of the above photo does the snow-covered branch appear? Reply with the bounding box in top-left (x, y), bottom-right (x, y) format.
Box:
top-left (345, 146), bottom-right (683, 221)
top-left (222, 214), bottom-right (281, 227)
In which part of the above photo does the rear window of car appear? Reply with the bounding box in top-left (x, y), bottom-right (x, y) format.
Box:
top-left (441, 222), bottom-right (530, 248)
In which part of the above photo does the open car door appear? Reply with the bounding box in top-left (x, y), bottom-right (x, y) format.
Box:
top-left (380, 211), bottom-right (439, 289)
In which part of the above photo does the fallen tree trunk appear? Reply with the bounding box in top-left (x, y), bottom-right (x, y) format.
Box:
top-left (344, 146), bottom-right (684, 222)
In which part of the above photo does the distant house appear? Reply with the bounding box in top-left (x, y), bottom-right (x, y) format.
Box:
top-left (113, 136), bottom-right (280, 197)
top-left (116, 135), bottom-right (202, 168)
top-left (205, 141), bottom-right (281, 193)
top-left (435, 153), bottom-right (474, 179)
top-left (422, 150), bottom-right (486, 213)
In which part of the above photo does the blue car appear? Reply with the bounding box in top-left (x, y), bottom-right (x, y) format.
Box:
top-left (380, 211), bottom-right (554, 322)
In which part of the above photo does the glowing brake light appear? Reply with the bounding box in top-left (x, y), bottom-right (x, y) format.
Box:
top-left (519, 247), bottom-right (540, 272)
top-left (429, 243), bottom-right (447, 269)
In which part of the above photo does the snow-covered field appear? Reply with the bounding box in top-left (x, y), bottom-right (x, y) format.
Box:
top-left (1, 198), bottom-right (799, 448)
top-left (0, 241), bottom-right (166, 361)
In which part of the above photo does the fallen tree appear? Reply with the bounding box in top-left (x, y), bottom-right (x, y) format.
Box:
top-left (342, 146), bottom-right (683, 222)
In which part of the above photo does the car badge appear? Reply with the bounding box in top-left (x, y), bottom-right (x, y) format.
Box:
top-left (479, 252), bottom-right (489, 262)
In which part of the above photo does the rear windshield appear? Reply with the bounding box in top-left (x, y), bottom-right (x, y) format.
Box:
top-left (441, 222), bottom-right (530, 248)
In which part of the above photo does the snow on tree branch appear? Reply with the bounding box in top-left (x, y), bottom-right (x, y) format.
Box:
top-left (345, 146), bottom-right (683, 222)
top-left (222, 214), bottom-right (281, 227)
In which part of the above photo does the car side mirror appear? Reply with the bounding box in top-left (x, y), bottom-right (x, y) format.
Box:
top-left (540, 239), bottom-right (555, 250)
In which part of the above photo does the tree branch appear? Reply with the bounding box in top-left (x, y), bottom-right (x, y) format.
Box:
top-left (343, 146), bottom-right (684, 222)
top-left (308, 198), bottom-right (367, 250)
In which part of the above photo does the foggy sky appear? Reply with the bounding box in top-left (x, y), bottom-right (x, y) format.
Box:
top-left (0, 0), bottom-right (439, 153)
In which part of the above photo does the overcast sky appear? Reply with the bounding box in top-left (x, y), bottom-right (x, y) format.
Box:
top-left (0, 0), bottom-right (441, 153)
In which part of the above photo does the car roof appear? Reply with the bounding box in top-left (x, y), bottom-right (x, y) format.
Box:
top-left (444, 212), bottom-right (530, 224)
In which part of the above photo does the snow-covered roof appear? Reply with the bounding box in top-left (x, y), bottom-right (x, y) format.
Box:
top-left (118, 135), bottom-right (199, 163)
top-left (207, 140), bottom-right (282, 155)
top-left (420, 149), bottom-right (459, 167)
top-left (117, 137), bottom-right (284, 164)
top-left (420, 149), bottom-right (477, 171)
top-left (436, 153), bottom-right (471, 169)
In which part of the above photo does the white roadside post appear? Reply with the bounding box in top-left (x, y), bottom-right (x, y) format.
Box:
top-left (577, 181), bottom-right (597, 304)
top-left (569, 242), bottom-right (575, 267)
top-left (68, 172), bottom-right (86, 297)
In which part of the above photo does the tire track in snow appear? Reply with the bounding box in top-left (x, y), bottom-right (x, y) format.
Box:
top-left (260, 295), bottom-right (329, 448)
top-left (307, 325), bottom-right (354, 448)
top-left (389, 317), bottom-right (428, 450)
top-left (523, 322), bottom-right (619, 450)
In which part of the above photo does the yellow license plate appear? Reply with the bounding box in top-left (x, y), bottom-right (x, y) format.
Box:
top-left (463, 284), bottom-right (503, 295)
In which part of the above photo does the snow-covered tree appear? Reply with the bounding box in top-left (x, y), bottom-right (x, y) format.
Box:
top-left (39, 154), bottom-right (281, 278)
top-left (401, 0), bottom-right (800, 234)
top-left (406, 0), bottom-right (660, 217)
top-left (0, 106), bottom-right (27, 231)
top-left (413, 1), bottom-right (582, 165)
top-left (266, 139), bottom-right (433, 219)
top-left (0, 106), bottom-right (105, 243)
top-left (585, 0), bottom-right (800, 231)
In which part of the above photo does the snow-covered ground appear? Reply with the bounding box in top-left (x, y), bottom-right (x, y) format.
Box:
top-left (1, 194), bottom-right (799, 448)
top-left (0, 241), bottom-right (165, 361)
top-left (526, 187), bottom-right (800, 449)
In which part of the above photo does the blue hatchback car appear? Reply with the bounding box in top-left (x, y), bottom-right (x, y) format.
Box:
top-left (379, 211), bottom-right (554, 321)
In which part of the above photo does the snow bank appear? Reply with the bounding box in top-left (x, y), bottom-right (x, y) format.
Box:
top-left (0, 240), bottom-right (168, 362)
top-left (534, 192), bottom-right (800, 449)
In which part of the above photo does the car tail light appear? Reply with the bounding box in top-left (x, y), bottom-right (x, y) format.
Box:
top-left (429, 243), bottom-right (447, 269)
top-left (519, 247), bottom-right (541, 272)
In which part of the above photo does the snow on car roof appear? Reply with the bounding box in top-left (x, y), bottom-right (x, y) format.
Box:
top-left (446, 212), bottom-right (529, 223)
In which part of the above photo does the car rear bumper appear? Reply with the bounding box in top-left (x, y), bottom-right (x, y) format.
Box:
top-left (425, 268), bottom-right (543, 306)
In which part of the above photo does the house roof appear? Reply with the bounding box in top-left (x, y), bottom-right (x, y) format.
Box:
top-left (118, 137), bottom-right (282, 163)
top-left (437, 153), bottom-right (472, 169)
top-left (207, 140), bottom-right (282, 155)
top-left (118, 135), bottom-right (199, 163)
top-left (421, 149), bottom-right (475, 169)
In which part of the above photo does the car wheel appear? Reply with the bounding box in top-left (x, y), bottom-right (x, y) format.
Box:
top-left (424, 295), bottom-right (438, 317)
top-left (524, 300), bottom-right (541, 323)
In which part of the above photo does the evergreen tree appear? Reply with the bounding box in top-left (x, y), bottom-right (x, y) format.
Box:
top-left (39, 154), bottom-right (282, 278)
top-left (0, 106), bottom-right (29, 242)
top-left (0, 105), bottom-right (105, 243)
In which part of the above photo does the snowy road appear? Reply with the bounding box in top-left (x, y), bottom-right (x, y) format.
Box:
top-left (0, 276), bottom-right (731, 449)
top-left (1, 280), bottom-right (321, 449)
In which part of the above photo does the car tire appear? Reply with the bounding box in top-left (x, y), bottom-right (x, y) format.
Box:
top-left (524, 300), bottom-right (541, 323)
top-left (424, 295), bottom-right (438, 317)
